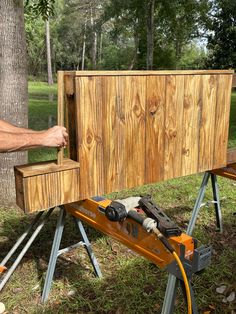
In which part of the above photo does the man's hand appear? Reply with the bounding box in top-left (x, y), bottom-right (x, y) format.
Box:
top-left (0, 123), bottom-right (69, 153)
top-left (41, 126), bottom-right (68, 148)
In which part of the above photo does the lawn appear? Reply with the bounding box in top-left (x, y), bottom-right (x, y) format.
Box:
top-left (0, 83), bottom-right (235, 313)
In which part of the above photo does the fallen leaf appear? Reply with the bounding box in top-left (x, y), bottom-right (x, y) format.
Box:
top-left (216, 285), bottom-right (227, 294)
top-left (0, 302), bottom-right (5, 314)
top-left (227, 291), bottom-right (235, 302)
top-left (32, 284), bottom-right (40, 291)
top-left (209, 305), bottom-right (216, 310)
top-left (67, 289), bottom-right (76, 297)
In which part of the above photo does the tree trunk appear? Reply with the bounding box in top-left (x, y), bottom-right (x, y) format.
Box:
top-left (81, 16), bottom-right (87, 70)
top-left (90, 5), bottom-right (97, 69)
top-left (99, 32), bottom-right (103, 67)
top-left (0, 0), bottom-right (28, 206)
top-left (46, 20), bottom-right (53, 85)
top-left (146, 0), bottom-right (155, 70)
top-left (129, 26), bottom-right (140, 70)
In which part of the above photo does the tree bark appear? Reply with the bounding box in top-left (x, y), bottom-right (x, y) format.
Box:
top-left (46, 20), bottom-right (53, 85)
top-left (146, 0), bottom-right (155, 70)
top-left (0, 0), bottom-right (28, 206)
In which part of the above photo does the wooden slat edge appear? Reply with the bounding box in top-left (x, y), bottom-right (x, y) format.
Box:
top-left (15, 158), bottom-right (80, 177)
top-left (232, 74), bottom-right (236, 87)
top-left (72, 70), bottom-right (234, 76)
top-left (227, 148), bottom-right (236, 164)
top-left (57, 71), bottom-right (65, 165)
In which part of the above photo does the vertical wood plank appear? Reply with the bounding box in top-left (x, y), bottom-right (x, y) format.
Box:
top-left (101, 76), bottom-right (125, 193)
top-left (198, 75), bottom-right (217, 172)
top-left (76, 76), bottom-right (104, 198)
top-left (145, 75), bottom-right (166, 183)
top-left (164, 75), bottom-right (184, 180)
top-left (57, 71), bottom-right (65, 165)
top-left (181, 75), bottom-right (202, 176)
top-left (213, 74), bottom-right (233, 168)
top-left (122, 76), bottom-right (146, 188)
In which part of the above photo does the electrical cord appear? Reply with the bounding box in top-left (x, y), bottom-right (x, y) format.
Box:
top-left (152, 227), bottom-right (192, 314)
top-left (172, 251), bottom-right (192, 314)
top-left (126, 210), bottom-right (192, 314)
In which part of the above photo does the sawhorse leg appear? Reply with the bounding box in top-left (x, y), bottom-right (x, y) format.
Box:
top-left (73, 217), bottom-right (102, 278)
top-left (41, 206), bottom-right (102, 303)
top-left (210, 174), bottom-right (223, 233)
top-left (41, 206), bottom-right (66, 303)
top-left (162, 171), bottom-right (222, 313)
top-left (0, 208), bottom-right (54, 291)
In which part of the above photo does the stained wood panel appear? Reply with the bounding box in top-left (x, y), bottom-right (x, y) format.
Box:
top-left (213, 75), bottom-right (233, 168)
top-left (198, 75), bottom-right (217, 172)
top-left (15, 159), bottom-right (80, 213)
top-left (76, 76), bottom-right (104, 198)
top-left (164, 75), bottom-right (185, 180)
top-left (64, 70), bottom-right (233, 199)
top-left (182, 75), bottom-right (202, 176)
top-left (101, 76), bottom-right (122, 193)
top-left (145, 76), bottom-right (166, 183)
top-left (122, 76), bottom-right (146, 188)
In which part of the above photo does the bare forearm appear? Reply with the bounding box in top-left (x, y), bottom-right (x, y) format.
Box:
top-left (0, 120), bottom-right (36, 134)
top-left (0, 132), bottom-right (46, 152)
top-left (0, 126), bottom-right (68, 152)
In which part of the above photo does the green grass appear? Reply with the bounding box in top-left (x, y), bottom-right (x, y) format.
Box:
top-left (28, 81), bottom-right (58, 95)
top-left (0, 83), bottom-right (235, 313)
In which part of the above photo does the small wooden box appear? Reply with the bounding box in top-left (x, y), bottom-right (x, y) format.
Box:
top-left (15, 158), bottom-right (80, 213)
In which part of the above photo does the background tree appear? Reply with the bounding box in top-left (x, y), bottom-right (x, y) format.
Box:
top-left (0, 0), bottom-right (55, 206)
top-left (0, 0), bottom-right (28, 206)
top-left (46, 19), bottom-right (54, 85)
top-left (206, 0), bottom-right (236, 69)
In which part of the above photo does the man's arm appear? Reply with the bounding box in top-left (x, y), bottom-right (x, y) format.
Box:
top-left (0, 126), bottom-right (68, 153)
top-left (0, 120), bottom-right (37, 134)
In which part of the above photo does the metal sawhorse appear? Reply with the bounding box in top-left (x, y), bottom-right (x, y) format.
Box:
top-left (0, 171), bottom-right (223, 311)
top-left (162, 171), bottom-right (222, 314)
top-left (0, 206), bottom-right (102, 302)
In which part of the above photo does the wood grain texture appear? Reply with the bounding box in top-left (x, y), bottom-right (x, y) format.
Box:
top-left (213, 75), bottom-right (233, 168)
top-left (164, 75), bottom-right (184, 180)
top-left (73, 70), bottom-right (234, 76)
top-left (182, 75), bottom-right (202, 176)
top-left (145, 76), bottom-right (166, 183)
top-left (15, 158), bottom-right (79, 177)
top-left (15, 160), bottom-right (80, 213)
top-left (57, 71), bottom-right (65, 165)
top-left (198, 75), bottom-right (217, 172)
top-left (76, 76), bottom-right (104, 198)
top-left (101, 76), bottom-right (125, 192)
top-left (121, 76), bottom-right (146, 188)
top-left (65, 71), bottom-right (233, 199)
